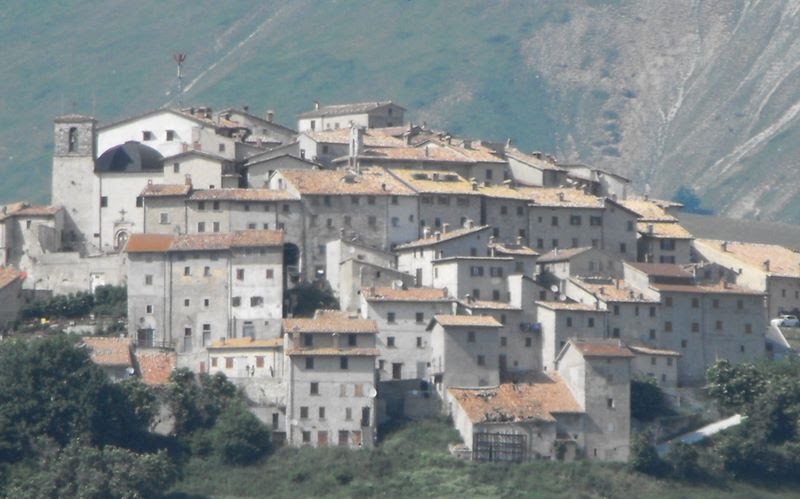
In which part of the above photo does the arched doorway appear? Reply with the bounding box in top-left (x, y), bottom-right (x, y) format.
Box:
top-left (114, 230), bottom-right (129, 252)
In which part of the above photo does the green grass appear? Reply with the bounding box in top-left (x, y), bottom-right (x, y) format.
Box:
top-left (167, 419), bottom-right (800, 499)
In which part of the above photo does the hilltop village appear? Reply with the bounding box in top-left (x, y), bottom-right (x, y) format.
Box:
top-left (1, 100), bottom-right (798, 463)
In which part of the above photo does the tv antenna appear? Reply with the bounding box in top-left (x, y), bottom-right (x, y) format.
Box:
top-left (173, 53), bottom-right (187, 107)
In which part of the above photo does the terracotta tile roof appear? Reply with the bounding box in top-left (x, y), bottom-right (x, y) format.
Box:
top-left (570, 339), bottom-right (634, 358)
top-left (489, 242), bottom-right (538, 256)
top-left (650, 281), bottom-right (763, 295)
top-left (286, 347), bottom-right (379, 356)
top-left (536, 300), bottom-right (602, 312)
top-left (569, 278), bottom-right (658, 303)
top-left (448, 372), bottom-right (583, 424)
top-left (627, 344), bottom-right (682, 357)
top-left (283, 310), bottom-right (378, 334)
top-left (362, 286), bottom-right (452, 302)
top-left (505, 148), bottom-right (565, 171)
top-left (527, 188), bottom-right (605, 208)
top-left (637, 222), bottom-right (693, 239)
top-left (304, 128), bottom-right (405, 148)
top-left (0, 202), bottom-right (60, 220)
top-left (626, 262), bottom-right (693, 279)
top-left (395, 225), bottom-right (490, 250)
top-left (459, 300), bottom-right (521, 311)
top-left (82, 336), bottom-right (132, 366)
top-left (695, 239), bottom-right (800, 277)
top-left (356, 143), bottom-right (497, 164)
top-left (209, 337), bottom-right (283, 349)
top-left (298, 100), bottom-right (400, 118)
top-left (0, 267), bottom-right (24, 290)
top-left (433, 314), bottom-right (503, 328)
top-left (170, 230), bottom-right (283, 251)
top-left (279, 168), bottom-right (415, 196)
top-left (189, 188), bottom-right (299, 202)
top-left (389, 169), bottom-right (478, 194)
top-left (125, 234), bottom-right (175, 253)
top-left (537, 247), bottom-right (593, 263)
top-left (478, 184), bottom-right (544, 201)
top-left (135, 350), bottom-right (176, 386)
top-left (617, 198), bottom-right (677, 222)
top-left (140, 183), bottom-right (192, 197)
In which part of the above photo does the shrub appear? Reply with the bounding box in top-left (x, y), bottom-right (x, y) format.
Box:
top-left (664, 442), bottom-right (700, 480)
top-left (630, 376), bottom-right (669, 422)
top-left (629, 430), bottom-right (665, 476)
top-left (209, 403), bottom-right (271, 465)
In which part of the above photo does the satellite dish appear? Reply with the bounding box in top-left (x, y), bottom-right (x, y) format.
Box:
top-left (290, 419), bottom-right (299, 427)
top-left (125, 367), bottom-right (135, 375)
top-left (559, 294), bottom-right (567, 301)
top-left (368, 387), bottom-right (378, 398)
top-left (550, 285), bottom-right (559, 293)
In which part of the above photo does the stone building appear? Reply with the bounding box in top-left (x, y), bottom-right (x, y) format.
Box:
top-left (297, 100), bottom-right (405, 133)
top-left (0, 203), bottom-right (64, 270)
top-left (283, 310), bottom-right (378, 448)
top-left (125, 230), bottom-right (284, 359)
top-left (0, 266), bottom-right (25, 327)
top-left (536, 301), bottom-right (607, 371)
top-left (618, 197), bottom-right (694, 264)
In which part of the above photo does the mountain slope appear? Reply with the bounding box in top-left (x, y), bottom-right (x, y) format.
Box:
top-left (1, 1), bottom-right (799, 223)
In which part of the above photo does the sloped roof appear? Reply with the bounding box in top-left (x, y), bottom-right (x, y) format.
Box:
top-left (0, 267), bottom-right (24, 290)
top-left (569, 278), bottom-right (657, 303)
top-left (189, 188), bottom-right (299, 202)
top-left (395, 225), bottom-right (490, 251)
top-left (432, 314), bottom-right (503, 328)
top-left (695, 239), bottom-right (800, 277)
top-left (625, 262), bottom-right (693, 279)
top-left (140, 183), bottom-right (192, 198)
top-left (650, 281), bottom-right (763, 295)
top-left (617, 198), bottom-right (678, 222)
top-left (448, 373), bottom-right (583, 424)
top-left (97, 107), bottom-right (214, 131)
top-left (489, 241), bottom-right (538, 256)
top-left (126, 231), bottom-right (283, 254)
top-left (286, 347), bottom-right (379, 357)
top-left (298, 100), bottom-right (401, 119)
top-left (637, 221), bottom-right (693, 239)
top-left (458, 300), bottom-right (521, 311)
top-left (627, 344), bottom-right (682, 357)
top-left (569, 339), bottom-right (634, 358)
top-left (362, 286), bottom-right (452, 302)
top-left (505, 148), bottom-right (565, 172)
top-left (537, 247), bottom-right (594, 263)
top-left (355, 143), bottom-right (503, 164)
top-left (82, 336), bottom-right (132, 367)
top-left (278, 168), bottom-right (415, 196)
top-left (125, 234), bottom-right (175, 253)
top-left (209, 337), bottom-right (283, 349)
top-left (135, 350), bottom-right (176, 386)
top-left (304, 128), bottom-right (405, 148)
top-left (283, 310), bottom-right (378, 334)
top-left (389, 169), bottom-right (477, 194)
top-left (535, 301), bottom-right (601, 312)
top-left (95, 141), bottom-right (164, 173)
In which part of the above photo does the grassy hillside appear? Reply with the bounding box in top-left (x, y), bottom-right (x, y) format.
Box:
top-left (2, 1), bottom-right (800, 223)
top-left (167, 419), bottom-right (800, 498)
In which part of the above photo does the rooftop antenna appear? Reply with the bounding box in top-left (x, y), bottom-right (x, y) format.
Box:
top-left (173, 53), bottom-right (187, 107)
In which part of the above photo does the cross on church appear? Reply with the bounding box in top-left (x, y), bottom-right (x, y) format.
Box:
top-left (119, 208), bottom-right (127, 220)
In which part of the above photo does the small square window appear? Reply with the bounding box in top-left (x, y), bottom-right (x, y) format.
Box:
top-left (184, 266), bottom-right (191, 276)
top-left (387, 312), bottom-right (396, 324)
top-left (340, 357), bottom-right (349, 369)
top-left (467, 331), bottom-right (476, 342)
top-left (145, 274), bottom-right (153, 285)
top-left (387, 337), bottom-right (396, 348)
top-left (477, 355), bottom-right (485, 366)
top-left (236, 269), bottom-right (244, 280)
top-left (300, 407), bottom-right (309, 419)
top-left (305, 357), bottom-right (314, 369)
top-left (347, 334), bottom-right (357, 347)
top-left (145, 304), bottom-right (153, 314)
top-left (310, 382), bottom-right (319, 395)
top-left (415, 312), bottom-right (424, 323)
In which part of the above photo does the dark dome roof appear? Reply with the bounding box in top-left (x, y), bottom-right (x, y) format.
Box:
top-left (95, 141), bottom-right (164, 173)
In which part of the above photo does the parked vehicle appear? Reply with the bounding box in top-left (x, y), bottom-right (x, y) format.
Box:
top-left (771, 315), bottom-right (800, 327)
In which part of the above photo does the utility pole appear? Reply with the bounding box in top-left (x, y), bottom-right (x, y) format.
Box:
top-left (173, 53), bottom-right (186, 107)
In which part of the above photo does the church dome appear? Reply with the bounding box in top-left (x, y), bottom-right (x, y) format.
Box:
top-left (95, 141), bottom-right (164, 173)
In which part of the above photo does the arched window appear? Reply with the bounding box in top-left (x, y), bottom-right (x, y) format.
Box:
top-left (114, 230), bottom-right (129, 251)
top-left (68, 127), bottom-right (78, 153)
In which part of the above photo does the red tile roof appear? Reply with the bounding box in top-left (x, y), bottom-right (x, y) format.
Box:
top-left (140, 183), bottom-right (192, 197)
top-left (125, 234), bottom-right (175, 253)
top-left (283, 310), bottom-right (378, 334)
top-left (432, 315), bottom-right (503, 328)
top-left (362, 286), bottom-right (452, 302)
top-left (0, 267), bottom-right (24, 290)
top-left (127, 230), bottom-right (283, 253)
top-left (286, 347), bottom-right (379, 357)
top-left (627, 344), bottom-right (682, 357)
top-left (279, 168), bottom-right (415, 196)
top-left (135, 350), bottom-right (177, 386)
top-left (82, 336), bottom-right (132, 366)
top-left (209, 337), bottom-right (283, 349)
top-left (448, 373), bottom-right (583, 424)
top-left (570, 339), bottom-right (634, 358)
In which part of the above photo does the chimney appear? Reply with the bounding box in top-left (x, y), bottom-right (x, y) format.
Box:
top-left (314, 100), bottom-right (320, 110)
top-left (442, 223), bottom-right (450, 233)
top-left (471, 181), bottom-right (478, 191)
top-left (463, 139), bottom-right (472, 150)
top-left (644, 194), bottom-right (649, 201)
top-left (243, 105), bottom-right (249, 113)
top-left (489, 235), bottom-right (496, 245)
top-left (339, 228), bottom-right (345, 239)
top-left (381, 183), bottom-right (387, 191)
top-left (599, 287), bottom-right (605, 295)
top-left (721, 241), bottom-right (728, 252)
top-left (267, 110), bottom-right (274, 122)
top-left (558, 192), bottom-right (565, 202)
top-left (184, 174), bottom-right (192, 186)
top-left (432, 172), bottom-right (439, 181)
top-left (425, 146), bottom-right (429, 158)
top-left (423, 226), bottom-right (431, 238)
top-left (532, 152), bottom-right (542, 160)
top-left (647, 224), bottom-right (654, 235)
top-left (434, 231), bottom-right (441, 241)
top-left (763, 259), bottom-right (770, 272)
top-left (516, 235), bottom-right (523, 245)
top-left (465, 219), bottom-right (475, 229)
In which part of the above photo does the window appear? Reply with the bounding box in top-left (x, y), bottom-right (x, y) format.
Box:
top-left (651, 357), bottom-right (657, 366)
top-left (212, 201), bottom-right (220, 211)
top-left (477, 355), bottom-right (485, 366)
top-left (712, 299), bottom-right (719, 308)
top-left (211, 357), bottom-right (217, 368)
top-left (302, 431), bottom-right (311, 443)
top-left (587, 317), bottom-right (595, 327)
top-left (551, 216), bottom-right (559, 227)
top-left (571, 238), bottom-right (578, 248)
top-left (197, 222), bottom-right (205, 233)
top-left (607, 398), bottom-right (615, 409)
top-left (160, 213), bottom-right (169, 224)
top-left (649, 306), bottom-right (656, 317)
top-left (142, 131), bottom-right (153, 141)
top-left (590, 216), bottom-right (602, 226)
top-left (613, 305), bottom-right (620, 316)
top-left (552, 239), bottom-right (559, 248)
top-left (470, 266), bottom-right (484, 277)
top-left (387, 312), bottom-right (396, 324)
top-left (236, 269), bottom-right (244, 280)
top-left (500, 206), bottom-right (508, 215)
top-left (323, 196), bottom-right (332, 207)
top-left (145, 304), bottom-right (153, 314)
top-left (536, 239), bottom-right (544, 249)
top-left (667, 357), bottom-right (673, 367)
top-left (681, 340), bottom-right (688, 348)
top-left (500, 336), bottom-right (507, 347)
top-left (225, 357), bottom-right (233, 368)
top-left (184, 266), bottom-right (191, 276)
top-left (232, 296), bottom-right (241, 307)
top-left (612, 328), bottom-right (620, 338)
top-left (665, 321), bottom-right (673, 332)
top-left (145, 274), bottom-right (153, 285)
top-left (715, 320), bottom-right (723, 331)
top-left (345, 408), bottom-right (352, 420)
top-left (67, 127), bottom-right (78, 152)
top-left (692, 322), bottom-right (699, 332)
top-left (218, 143), bottom-right (226, 153)
top-left (416, 337), bottom-right (423, 348)
top-left (203, 298), bottom-right (209, 308)
top-left (691, 298), bottom-right (699, 308)
top-left (368, 216), bottom-right (377, 227)
top-left (305, 357), bottom-right (314, 369)
top-left (318, 407), bottom-right (325, 419)
top-left (250, 296), bottom-right (264, 307)
top-left (213, 222), bottom-right (220, 232)
top-left (340, 357), bottom-right (349, 369)
top-left (525, 337), bottom-right (532, 347)
top-left (649, 329), bottom-right (656, 340)
top-left (300, 407), bottom-right (309, 419)
top-left (492, 290), bottom-right (500, 300)
top-left (165, 129), bottom-right (175, 141)
top-left (490, 267), bottom-right (504, 277)
top-left (665, 297), bottom-right (673, 307)
top-left (100, 196), bottom-right (108, 208)
top-left (737, 299), bottom-right (743, 310)
top-left (570, 215), bottom-right (581, 226)
top-left (391, 217), bottom-right (399, 227)
top-left (619, 243), bottom-right (627, 254)
top-left (392, 363), bottom-right (402, 380)
top-left (310, 382), bottom-right (319, 395)
top-left (566, 317), bottom-right (573, 327)
top-left (626, 220), bottom-right (634, 231)
top-left (660, 239), bottom-right (676, 251)
top-left (303, 334), bottom-right (313, 347)
top-left (184, 298), bottom-right (190, 307)
top-left (467, 331), bottom-right (475, 343)
top-left (326, 218), bottom-right (333, 228)
top-left (517, 206), bottom-right (524, 216)
top-left (266, 269), bottom-right (274, 279)
top-left (338, 431), bottom-right (349, 447)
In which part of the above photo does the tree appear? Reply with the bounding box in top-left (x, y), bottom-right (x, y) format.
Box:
top-left (630, 376), bottom-right (669, 422)
top-left (285, 282), bottom-right (339, 317)
top-left (664, 442), bottom-right (700, 480)
top-left (209, 402), bottom-right (271, 465)
top-left (164, 369), bottom-right (238, 437)
top-left (6, 442), bottom-right (176, 498)
top-left (0, 335), bottom-right (156, 462)
top-left (629, 429), bottom-right (665, 476)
